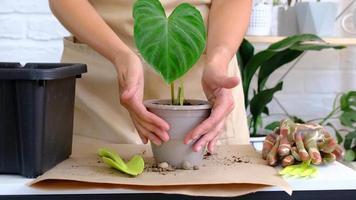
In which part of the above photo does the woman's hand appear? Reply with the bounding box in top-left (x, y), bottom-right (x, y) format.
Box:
top-left (184, 60), bottom-right (239, 153)
top-left (115, 52), bottom-right (170, 145)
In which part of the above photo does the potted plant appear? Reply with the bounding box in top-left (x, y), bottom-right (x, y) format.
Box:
top-left (236, 34), bottom-right (345, 148)
top-left (295, 0), bottom-right (337, 36)
top-left (133, 0), bottom-right (209, 168)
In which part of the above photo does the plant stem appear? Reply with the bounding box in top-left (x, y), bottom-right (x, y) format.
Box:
top-left (177, 87), bottom-right (182, 105)
top-left (319, 106), bottom-right (341, 126)
top-left (170, 82), bottom-right (175, 105)
top-left (179, 80), bottom-right (184, 105)
top-left (307, 117), bottom-right (339, 123)
top-left (253, 118), bottom-right (258, 136)
top-left (176, 80), bottom-right (185, 105)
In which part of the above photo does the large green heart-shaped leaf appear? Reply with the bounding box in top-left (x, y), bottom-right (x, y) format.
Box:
top-left (133, 0), bottom-right (206, 83)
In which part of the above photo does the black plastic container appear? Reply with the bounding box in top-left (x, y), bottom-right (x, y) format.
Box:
top-left (0, 63), bottom-right (87, 178)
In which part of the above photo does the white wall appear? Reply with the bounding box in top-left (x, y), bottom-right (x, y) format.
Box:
top-left (0, 0), bottom-right (355, 122)
top-left (0, 0), bottom-right (69, 63)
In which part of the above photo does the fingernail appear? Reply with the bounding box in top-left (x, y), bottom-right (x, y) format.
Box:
top-left (164, 134), bottom-right (170, 142)
top-left (185, 139), bottom-right (192, 145)
top-left (195, 146), bottom-right (201, 152)
top-left (192, 134), bottom-right (200, 140)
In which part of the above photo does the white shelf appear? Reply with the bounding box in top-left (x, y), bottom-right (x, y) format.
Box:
top-left (246, 36), bottom-right (356, 46)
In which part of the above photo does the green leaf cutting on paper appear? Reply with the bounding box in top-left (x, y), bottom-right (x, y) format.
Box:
top-left (98, 148), bottom-right (145, 176)
top-left (133, 0), bottom-right (206, 83)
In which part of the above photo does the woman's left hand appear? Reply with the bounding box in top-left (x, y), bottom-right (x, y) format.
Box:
top-left (184, 61), bottom-right (239, 153)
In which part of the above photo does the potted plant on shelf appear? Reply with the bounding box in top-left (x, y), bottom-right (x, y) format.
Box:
top-left (237, 34), bottom-right (345, 148)
top-left (295, 0), bottom-right (337, 36)
top-left (133, 0), bottom-right (208, 168)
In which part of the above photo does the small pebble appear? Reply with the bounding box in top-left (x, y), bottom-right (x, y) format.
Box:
top-left (152, 167), bottom-right (160, 172)
top-left (167, 166), bottom-right (176, 171)
top-left (193, 165), bottom-right (199, 170)
top-left (182, 161), bottom-right (192, 170)
top-left (158, 162), bottom-right (169, 169)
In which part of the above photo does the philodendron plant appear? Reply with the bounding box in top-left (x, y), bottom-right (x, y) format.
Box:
top-left (133, 0), bottom-right (206, 105)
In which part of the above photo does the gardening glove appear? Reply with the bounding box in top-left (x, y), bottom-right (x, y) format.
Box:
top-left (263, 120), bottom-right (343, 167)
top-left (184, 62), bottom-right (239, 153)
top-left (116, 53), bottom-right (170, 145)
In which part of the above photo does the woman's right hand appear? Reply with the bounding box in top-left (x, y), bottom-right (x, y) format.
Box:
top-left (115, 52), bottom-right (170, 145)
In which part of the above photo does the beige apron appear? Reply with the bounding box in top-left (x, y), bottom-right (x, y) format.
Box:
top-left (61, 0), bottom-right (250, 145)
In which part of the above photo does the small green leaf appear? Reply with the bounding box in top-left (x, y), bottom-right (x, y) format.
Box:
top-left (265, 121), bottom-right (280, 131)
top-left (344, 149), bottom-right (356, 162)
top-left (326, 123), bottom-right (343, 144)
top-left (262, 106), bottom-right (269, 115)
top-left (291, 116), bottom-right (306, 124)
top-left (339, 111), bottom-right (356, 128)
top-left (237, 39), bottom-right (254, 73)
top-left (279, 161), bottom-right (318, 178)
top-left (344, 131), bottom-right (356, 150)
top-left (250, 82), bottom-right (283, 117)
top-left (133, 0), bottom-right (206, 83)
top-left (98, 148), bottom-right (145, 176)
top-left (340, 91), bottom-right (356, 112)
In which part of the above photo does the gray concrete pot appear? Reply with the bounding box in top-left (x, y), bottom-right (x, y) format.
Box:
top-left (277, 6), bottom-right (299, 36)
top-left (295, 2), bottom-right (337, 36)
top-left (144, 99), bottom-right (211, 168)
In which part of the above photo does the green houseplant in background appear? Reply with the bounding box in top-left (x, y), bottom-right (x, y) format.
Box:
top-left (316, 91), bottom-right (356, 163)
top-left (237, 34), bottom-right (345, 137)
top-left (133, 0), bottom-right (209, 168)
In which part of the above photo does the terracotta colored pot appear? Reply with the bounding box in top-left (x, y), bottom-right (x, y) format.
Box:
top-left (144, 99), bottom-right (211, 168)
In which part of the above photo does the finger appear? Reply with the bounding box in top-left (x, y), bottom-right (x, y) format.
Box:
top-left (208, 74), bottom-right (239, 90)
top-left (207, 137), bottom-right (218, 153)
top-left (184, 96), bottom-right (232, 144)
top-left (132, 114), bottom-right (170, 142)
top-left (219, 76), bottom-right (239, 89)
top-left (132, 118), bottom-right (148, 144)
top-left (192, 119), bottom-right (225, 152)
top-left (141, 107), bottom-right (170, 131)
top-left (133, 119), bottom-right (162, 146)
top-left (207, 120), bottom-right (225, 153)
top-left (193, 130), bottom-right (218, 152)
top-left (131, 101), bottom-right (170, 131)
top-left (122, 94), bottom-right (170, 131)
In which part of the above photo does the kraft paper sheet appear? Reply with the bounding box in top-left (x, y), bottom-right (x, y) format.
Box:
top-left (30, 135), bottom-right (292, 197)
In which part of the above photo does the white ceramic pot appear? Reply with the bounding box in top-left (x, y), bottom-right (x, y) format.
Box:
top-left (247, 4), bottom-right (273, 36)
top-left (295, 2), bottom-right (337, 36)
top-left (250, 136), bottom-right (266, 151)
